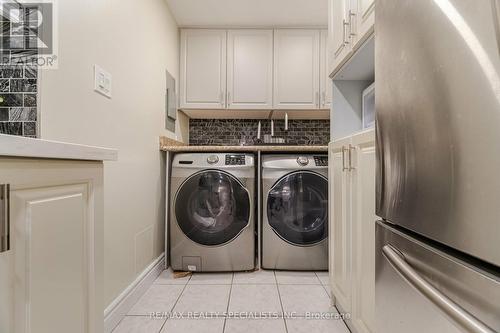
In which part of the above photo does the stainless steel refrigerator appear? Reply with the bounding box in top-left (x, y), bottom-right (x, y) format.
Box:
top-left (375, 1), bottom-right (500, 332)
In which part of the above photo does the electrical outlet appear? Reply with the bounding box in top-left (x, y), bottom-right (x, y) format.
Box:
top-left (94, 65), bottom-right (112, 98)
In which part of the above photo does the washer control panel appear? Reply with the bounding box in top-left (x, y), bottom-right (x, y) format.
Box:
top-left (314, 156), bottom-right (328, 167)
top-left (225, 154), bottom-right (246, 165)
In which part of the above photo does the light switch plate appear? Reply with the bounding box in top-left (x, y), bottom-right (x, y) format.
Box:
top-left (94, 65), bottom-right (112, 98)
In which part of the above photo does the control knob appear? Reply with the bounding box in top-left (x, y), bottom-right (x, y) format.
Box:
top-left (297, 156), bottom-right (309, 166)
top-left (207, 155), bottom-right (219, 164)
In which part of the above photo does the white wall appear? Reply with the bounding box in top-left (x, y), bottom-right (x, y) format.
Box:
top-left (39, 0), bottom-right (186, 307)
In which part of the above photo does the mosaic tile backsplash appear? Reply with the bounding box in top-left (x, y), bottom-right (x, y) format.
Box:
top-left (189, 119), bottom-right (330, 146)
top-left (0, 4), bottom-right (39, 137)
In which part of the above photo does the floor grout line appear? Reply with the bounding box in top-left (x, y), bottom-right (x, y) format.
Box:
top-left (156, 280), bottom-right (190, 333)
top-left (274, 271), bottom-right (289, 333)
top-left (221, 273), bottom-right (235, 333)
top-left (333, 304), bottom-right (353, 333)
top-left (322, 284), bottom-right (328, 297)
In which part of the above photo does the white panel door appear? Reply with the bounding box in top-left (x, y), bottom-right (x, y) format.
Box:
top-left (180, 29), bottom-right (227, 109)
top-left (320, 30), bottom-right (332, 109)
top-left (227, 30), bottom-right (273, 109)
top-left (354, 0), bottom-right (375, 49)
top-left (0, 157), bottom-right (103, 333)
top-left (273, 29), bottom-right (320, 109)
top-left (0, 185), bottom-right (14, 333)
top-left (350, 130), bottom-right (376, 333)
top-left (329, 0), bottom-right (351, 74)
top-left (329, 138), bottom-right (352, 312)
top-left (11, 184), bottom-right (92, 333)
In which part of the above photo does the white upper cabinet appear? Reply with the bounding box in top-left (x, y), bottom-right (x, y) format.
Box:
top-left (329, 0), bottom-right (351, 74)
top-left (227, 30), bottom-right (273, 109)
top-left (273, 29), bottom-right (320, 110)
top-left (320, 30), bottom-right (332, 109)
top-left (180, 29), bottom-right (227, 109)
top-left (179, 28), bottom-right (330, 114)
top-left (355, 0), bottom-right (375, 49)
top-left (328, 0), bottom-right (375, 76)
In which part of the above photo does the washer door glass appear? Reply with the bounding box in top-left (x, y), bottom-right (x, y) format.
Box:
top-left (175, 170), bottom-right (250, 246)
top-left (267, 171), bottom-right (328, 246)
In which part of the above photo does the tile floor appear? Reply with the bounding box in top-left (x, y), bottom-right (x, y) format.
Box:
top-left (112, 269), bottom-right (350, 333)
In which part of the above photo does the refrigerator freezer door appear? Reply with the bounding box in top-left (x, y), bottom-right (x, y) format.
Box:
top-left (376, 0), bottom-right (500, 266)
top-left (376, 221), bottom-right (500, 333)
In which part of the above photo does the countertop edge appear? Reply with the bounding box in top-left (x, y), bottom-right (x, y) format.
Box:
top-left (159, 145), bottom-right (329, 152)
top-left (0, 134), bottom-right (118, 161)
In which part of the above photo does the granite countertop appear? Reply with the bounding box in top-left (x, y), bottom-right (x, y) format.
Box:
top-left (0, 134), bottom-right (118, 161)
top-left (159, 136), bottom-right (328, 152)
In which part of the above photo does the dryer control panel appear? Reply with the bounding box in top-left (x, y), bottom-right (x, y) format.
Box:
top-left (314, 156), bottom-right (328, 167)
top-left (225, 154), bottom-right (246, 165)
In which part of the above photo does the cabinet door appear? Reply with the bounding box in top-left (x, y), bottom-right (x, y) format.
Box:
top-left (354, 0), bottom-right (375, 49)
top-left (11, 184), bottom-right (92, 333)
top-left (273, 29), bottom-right (320, 109)
top-left (320, 30), bottom-right (332, 109)
top-left (227, 30), bottom-right (273, 109)
top-left (329, 139), bottom-right (352, 312)
top-left (329, 0), bottom-right (352, 75)
top-left (0, 190), bottom-right (14, 333)
top-left (350, 130), bottom-right (376, 333)
top-left (180, 29), bottom-right (227, 109)
top-left (0, 159), bottom-right (103, 333)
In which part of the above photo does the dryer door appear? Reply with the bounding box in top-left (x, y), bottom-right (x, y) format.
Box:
top-left (267, 171), bottom-right (328, 246)
top-left (175, 170), bottom-right (251, 246)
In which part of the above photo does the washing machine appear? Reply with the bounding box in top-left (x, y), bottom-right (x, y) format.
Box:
top-left (170, 153), bottom-right (255, 272)
top-left (262, 154), bottom-right (328, 270)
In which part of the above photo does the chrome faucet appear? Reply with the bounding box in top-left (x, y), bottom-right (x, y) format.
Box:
top-left (257, 111), bottom-right (288, 144)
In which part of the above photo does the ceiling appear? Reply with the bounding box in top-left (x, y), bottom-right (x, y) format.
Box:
top-left (165, 0), bottom-right (328, 28)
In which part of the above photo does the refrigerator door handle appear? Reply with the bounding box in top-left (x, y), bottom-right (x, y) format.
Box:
top-left (382, 245), bottom-right (496, 333)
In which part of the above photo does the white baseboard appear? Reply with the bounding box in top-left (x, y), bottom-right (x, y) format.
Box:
top-left (104, 253), bottom-right (165, 333)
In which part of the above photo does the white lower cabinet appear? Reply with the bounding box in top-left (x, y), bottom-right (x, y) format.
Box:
top-left (329, 136), bottom-right (352, 311)
top-left (350, 130), bottom-right (376, 333)
top-left (329, 128), bottom-right (375, 333)
top-left (0, 158), bottom-right (103, 333)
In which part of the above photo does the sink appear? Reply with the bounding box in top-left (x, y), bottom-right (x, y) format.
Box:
top-left (251, 143), bottom-right (296, 146)
top-left (242, 141), bottom-right (296, 146)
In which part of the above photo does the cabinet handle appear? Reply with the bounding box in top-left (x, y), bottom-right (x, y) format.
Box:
top-left (220, 91), bottom-right (224, 106)
top-left (315, 92), bottom-right (320, 107)
top-left (322, 91), bottom-right (326, 107)
top-left (348, 144), bottom-right (356, 171)
top-left (227, 91), bottom-right (231, 105)
top-left (342, 146), bottom-right (349, 171)
top-left (0, 184), bottom-right (10, 253)
top-left (348, 10), bottom-right (356, 37)
top-left (342, 19), bottom-right (350, 45)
